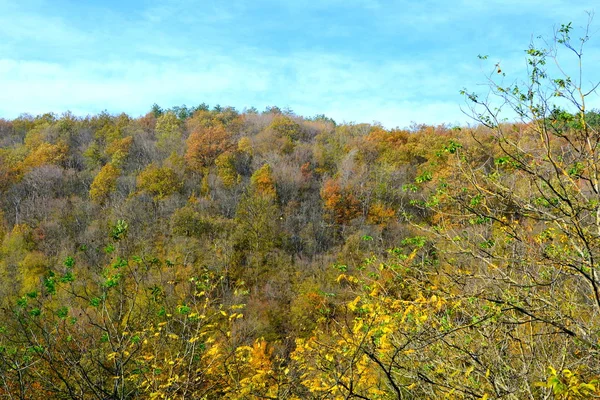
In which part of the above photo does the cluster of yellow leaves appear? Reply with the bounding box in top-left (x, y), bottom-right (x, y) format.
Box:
top-left (223, 340), bottom-right (286, 399)
top-left (106, 136), bottom-right (133, 166)
top-left (89, 163), bottom-right (121, 204)
top-left (155, 112), bottom-right (182, 155)
top-left (537, 367), bottom-right (600, 399)
top-left (290, 244), bottom-right (504, 399)
top-left (21, 142), bottom-right (67, 173)
top-left (136, 163), bottom-right (183, 200)
top-left (237, 136), bottom-right (253, 155)
top-left (18, 250), bottom-right (49, 293)
top-left (215, 152), bottom-right (240, 188)
top-left (269, 116), bottom-right (302, 141)
top-left (250, 164), bottom-right (276, 198)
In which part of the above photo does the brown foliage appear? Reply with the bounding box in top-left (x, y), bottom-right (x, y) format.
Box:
top-left (185, 124), bottom-right (234, 171)
top-left (321, 178), bottom-right (361, 224)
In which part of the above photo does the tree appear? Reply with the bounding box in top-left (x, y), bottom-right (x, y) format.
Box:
top-left (185, 124), bottom-right (234, 172)
top-left (250, 164), bottom-right (276, 199)
top-left (105, 135), bottom-right (133, 167)
top-left (235, 193), bottom-right (280, 257)
top-left (215, 152), bottom-right (240, 188)
top-left (155, 111), bottom-right (183, 156)
top-left (0, 221), bottom-right (251, 399)
top-left (150, 103), bottom-right (163, 118)
top-left (136, 163), bottom-right (183, 201)
top-left (321, 178), bottom-right (361, 225)
top-left (291, 238), bottom-right (501, 399)
top-left (421, 16), bottom-right (600, 396)
top-left (21, 142), bottom-right (68, 173)
top-left (89, 163), bottom-right (120, 204)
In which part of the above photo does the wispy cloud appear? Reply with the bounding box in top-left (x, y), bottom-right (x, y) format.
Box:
top-left (0, 0), bottom-right (598, 127)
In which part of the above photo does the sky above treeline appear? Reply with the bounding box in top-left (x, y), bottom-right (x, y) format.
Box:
top-left (1, 0), bottom-right (599, 128)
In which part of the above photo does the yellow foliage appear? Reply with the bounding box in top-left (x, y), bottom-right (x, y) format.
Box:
top-left (269, 115), bottom-right (301, 140)
top-left (89, 163), bottom-right (120, 204)
top-left (23, 126), bottom-right (46, 150)
top-left (155, 111), bottom-right (182, 154)
top-left (215, 152), bottom-right (239, 187)
top-left (106, 136), bottom-right (133, 166)
top-left (539, 367), bottom-right (600, 399)
top-left (136, 163), bottom-right (182, 200)
top-left (22, 142), bottom-right (67, 171)
top-left (237, 136), bottom-right (253, 155)
top-left (250, 164), bottom-right (276, 198)
top-left (19, 251), bottom-right (48, 293)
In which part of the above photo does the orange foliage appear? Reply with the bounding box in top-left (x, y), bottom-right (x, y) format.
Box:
top-left (366, 126), bottom-right (409, 149)
top-left (185, 124), bottom-right (234, 171)
top-left (367, 202), bottom-right (396, 225)
top-left (321, 178), bottom-right (361, 224)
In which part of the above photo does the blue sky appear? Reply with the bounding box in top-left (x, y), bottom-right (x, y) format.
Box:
top-left (1, 0), bottom-right (599, 127)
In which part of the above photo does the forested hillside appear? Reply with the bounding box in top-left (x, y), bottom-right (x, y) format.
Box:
top-left (1, 23), bottom-right (600, 399)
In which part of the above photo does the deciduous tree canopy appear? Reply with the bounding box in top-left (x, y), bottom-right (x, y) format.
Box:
top-left (1, 19), bottom-right (600, 399)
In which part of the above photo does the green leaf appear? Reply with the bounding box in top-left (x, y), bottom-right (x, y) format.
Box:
top-left (56, 307), bottom-right (68, 319)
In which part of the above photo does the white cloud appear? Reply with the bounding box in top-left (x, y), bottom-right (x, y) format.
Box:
top-left (0, 49), bottom-right (466, 126)
top-left (1, 0), bottom-right (599, 127)
top-left (0, 3), bottom-right (89, 50)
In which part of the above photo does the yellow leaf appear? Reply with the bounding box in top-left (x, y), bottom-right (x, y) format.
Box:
top-left (465, 366), bottom-right (474, 378)
top-left (348, 296), bottom-right (361, 312)
top-left (562, 369), bottom-right (573, 378)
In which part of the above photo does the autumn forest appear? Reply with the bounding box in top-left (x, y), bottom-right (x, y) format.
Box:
top-left (1, 22), bottom-right (600, 400)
